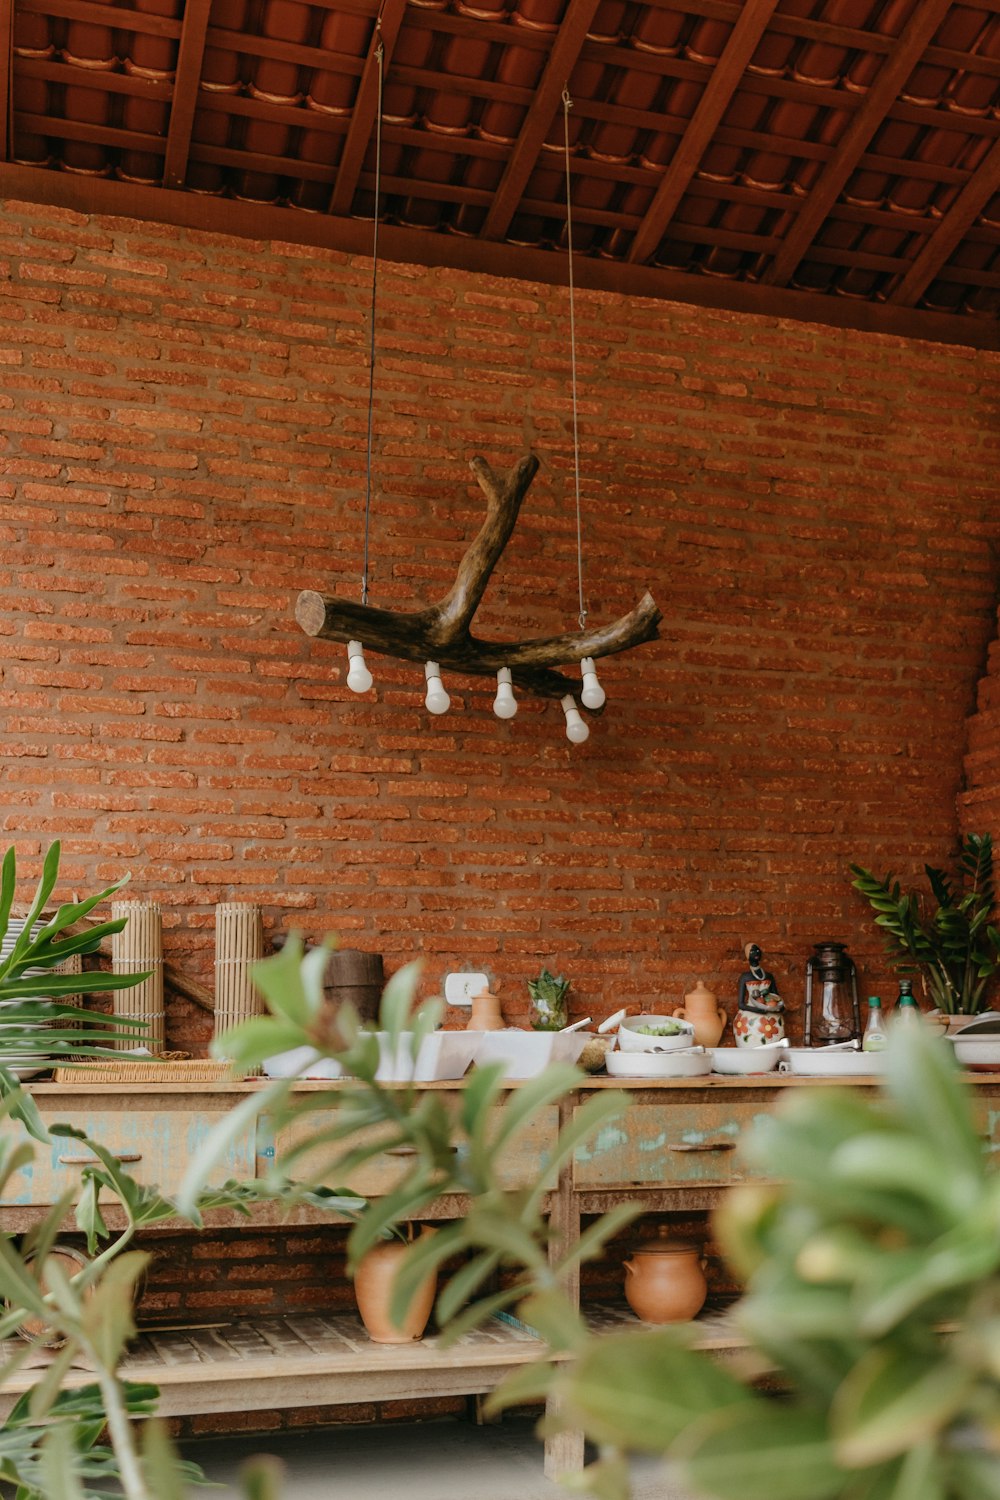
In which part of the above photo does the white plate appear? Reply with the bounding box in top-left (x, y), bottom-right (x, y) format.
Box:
top-left (606, 1048), bottom-right (711, 1079)
top-left (779, 1048), bottom-right (887, 1077)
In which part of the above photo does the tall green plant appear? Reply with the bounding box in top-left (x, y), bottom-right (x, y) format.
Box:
top-left (850, 832), bottom-right (1000, 1013)
top-left (0, 841), bottom-right (151, 1077)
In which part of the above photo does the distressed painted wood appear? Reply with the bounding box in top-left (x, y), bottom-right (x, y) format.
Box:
top-left (571, 1099), bottom-right (775, 1190)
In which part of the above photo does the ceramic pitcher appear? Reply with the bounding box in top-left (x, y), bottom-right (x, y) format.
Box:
top-left (673, 980), bottom-right (727, 1048)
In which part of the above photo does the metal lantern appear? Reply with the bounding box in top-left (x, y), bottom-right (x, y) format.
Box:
top-left (804, 941), bottom-right (861, 1046)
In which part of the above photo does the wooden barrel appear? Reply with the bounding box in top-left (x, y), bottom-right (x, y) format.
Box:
top-left (324, 949), bottom-right (383, 1023)
top-left (17, 1245), bottom-right (90, 1345)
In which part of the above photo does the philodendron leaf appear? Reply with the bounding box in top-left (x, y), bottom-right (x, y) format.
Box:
top-left (79, 1251), bottom-right (149, 1370)
top-left (675, 1402), bottom-right (844, 1500)
top-left (884, 1025), bottom-right (983, 1178)
top-left (378, 960), bottom-right (423, 1043)
top-left (831, 1346), bottom-right (973, 1468)
top-left (560, 1327), bottom-right (750, 1453)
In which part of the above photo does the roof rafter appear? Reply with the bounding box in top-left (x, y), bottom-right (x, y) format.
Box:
top-left (0, 0), bottom-right (12, 161)
top-left (328, 0), bottom-right (409, 217)
top-left (627, 0), bottom-right (781, 266)
top-left (891, 137), bottom-right (1000, 307)
top-left (481, 0), bottom-right (603, 243)
top-left (163, 0), bottom-right (213, 190)
top-left (761, 0), bottom-right (954, 288)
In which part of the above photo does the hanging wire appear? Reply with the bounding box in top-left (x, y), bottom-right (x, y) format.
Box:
top-left (361, 19), bottom-right (385, 608)
top-left (562, 87), bottom-right (587, 633)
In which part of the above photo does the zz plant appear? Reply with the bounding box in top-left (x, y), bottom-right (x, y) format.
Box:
top-left (850, 832), bottom-right (1000, 1014)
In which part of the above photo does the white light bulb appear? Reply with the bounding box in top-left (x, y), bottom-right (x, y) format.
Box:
top-left (493, 667), bottom-right (517, 720)
top-left (562, 694), bottom-right (590, 745)
top-left (424, 662), bottom-right (450, 715)
top-left (580, 657), bottom-right (606, 710)
top-left (346, 640), bottom-right (373, 693)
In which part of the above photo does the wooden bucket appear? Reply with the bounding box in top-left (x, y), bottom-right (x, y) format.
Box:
top-left (324, 949), bottom-right (383, 1023)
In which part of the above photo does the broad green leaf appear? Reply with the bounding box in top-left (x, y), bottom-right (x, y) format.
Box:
top-left (516, 1289), bottom-right (586, 1353)
top-left (0, 842), bottom-right (61, 981)
top-left (483, 1359), bottom-right (556, 1415)
top-left (558, 1453), bottom-right (633, 1500)
top-left (487, 1063), bottom-right (582, 1159)
top-left (74, 1176), bottom-right (109, 1255)
top-left (554, 1204), bottom-right (642, 1277)
top-left (140, 1418), bottom-right (189, 1500)
top-left (240, 1454), bottom-right (286, 1500)
top-left (676, 1403), bottom-right (843, 1500)
top-left (38, 1421), bottom-right (86, 1500)
top-left (79, 1251), bottom-right (148, 1370)
top-left (434, 1284), bottom-right (525, 1343)
top-left (522, 1091), bottom-right (629, 1217)
top-left (246, 936), bottom-right (310, 1027)
top-left (0, 1081), bottom-right (48, 1144)
top-left (433, 1247), bottom-right (502, 1325)
top-left (0, 849), bottom-right (16, 952)
top-left (855, 1222), bottom-right (1000, 1335)
top-left (458, 1060), bottom-right (506, 1140)
top-left (346, 1177), bottom-right (439, 1269)
top-left (561, 1328), bottom-right (749, 1452)
top-left (831, 1346), bottom-right (973, 1466)
top-left (378, 959), bottom-right (423, 1042)
top-left (884, 1026), bottom-right (983, 1177)
top-left (175, 1081), bottom-right (287, 1219)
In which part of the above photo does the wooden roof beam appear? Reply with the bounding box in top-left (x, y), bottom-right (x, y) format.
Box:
top-left (163, 0), bottom-right (213, 190)
top-left (627, 0), bottom-right (780, 266)
top-left (480, 0), bottom-right (603, 243)
top-left (328, 0), bottom-right (409, 217)
top-left (761, 0), bottom-right (954, 288)
top-left (0, 0), bottom-right (12, 162)
top-left (891, 137), bottom-right (1000, 307)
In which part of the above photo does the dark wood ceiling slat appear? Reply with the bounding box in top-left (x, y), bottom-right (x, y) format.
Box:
top-left (403, 8), bottom-right (551, 55)
top-left (1, 159), bottom-right (994, 347)
top-left (480, 0), bottom-right (603, 241)
top-left (18, 0), bottom-right (182, 40)
top-left (328, 0), bottom-right (408, 216)
top-left (389, 64), bottom-right (532, 106)
top-left (206, 91), bottom-right (348, 133)
top-left (761, 0), bottom-right (956, 288)
top-left (204, 25), bottom-right (363, 74)
top-left (14, 111), bottom-right (165, 153)
top-left (891, 99), bottom-right (1000, 137)
top-left (0, 0), bottom-right (12, 162)
top-left (163, 0), bottom-right (214, 190)
top-left (627, 0), bottom-right (781, 265)
top-left (892, 137), bottom-right (1000, 305)
top-left (15, 55), bottom-right (174, 100)
top-left (190, 143), bottom-right (336, 183)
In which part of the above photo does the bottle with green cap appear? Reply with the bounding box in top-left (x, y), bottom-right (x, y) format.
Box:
top-left (862, 996), bottom-right (887, 1051)
top-left (894, 979), bottom-right (921, 1023)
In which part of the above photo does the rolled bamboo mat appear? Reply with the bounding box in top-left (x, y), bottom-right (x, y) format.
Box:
top-left (214, 903), bottom-right (264, 1055)
top-left (53, 1059), bottom-right (236, 1084)
top-left (111, 901), bottom-right (164, 1053)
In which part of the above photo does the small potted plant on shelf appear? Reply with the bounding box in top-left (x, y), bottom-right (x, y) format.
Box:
top-left (527, 967), bottom-right (571, 1031)
top-left (849, 831), bottom-right (1000, 1017)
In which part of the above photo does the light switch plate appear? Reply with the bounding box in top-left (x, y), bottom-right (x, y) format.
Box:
top-left (444, 972), bottom-right (489, 1008)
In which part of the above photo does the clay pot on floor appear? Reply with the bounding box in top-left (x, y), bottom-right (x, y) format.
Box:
top-left (623, 1229), bottom-right (708, 1324)
top-left (354, 1229), bottom-right (438, 1343)
top-left (674, 980), bottom-right (727, 1048)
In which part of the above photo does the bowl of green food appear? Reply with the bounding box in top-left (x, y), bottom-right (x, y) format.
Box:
top-left (617, 1014), bottom-right (695, 1053)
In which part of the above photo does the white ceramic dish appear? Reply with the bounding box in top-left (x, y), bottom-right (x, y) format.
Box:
top-left (606, 1047), bottom-right (711, 1079)
top-left (709, 1042), bottom-right (786, 1075)
top-left (472, 1029), bottom-right (592, 1080)
top-left (264, 1032), bottom-right (480, 1083)
top-left (950, 1035), bottom-right (1000, 1071)
top-left (616, 1015), bottom-right (695, 1054)
top-left (779, 1048), bottom-right (887, 1077)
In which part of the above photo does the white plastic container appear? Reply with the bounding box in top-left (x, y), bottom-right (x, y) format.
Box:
top-left (472, 1029), bottom-right (593, 1080)
top-left (778, 1048), bottom-right (887, 1077)
top-left (709, 1042), bottom-right (786, 1075)
top-left (263, 1032), bottom-right (479, 1083)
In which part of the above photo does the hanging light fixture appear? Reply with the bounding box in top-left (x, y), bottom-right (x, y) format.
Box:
top-left (493, 667), bottom-right (517, 719)
top-left (344, 19), bottom-right (385, 697)
top-left (424, 662), bottom-right (450, 715)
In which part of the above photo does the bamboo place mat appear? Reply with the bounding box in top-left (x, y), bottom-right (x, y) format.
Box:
top-left (52, 1059), bottom-right (252, 1084)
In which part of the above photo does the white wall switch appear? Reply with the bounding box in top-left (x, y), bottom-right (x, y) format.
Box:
top-left (444, 972), bottom-right (489, 1008)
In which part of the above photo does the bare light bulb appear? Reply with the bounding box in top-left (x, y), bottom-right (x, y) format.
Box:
top-left (580, 656), bottom-right (606, 710)
top-left (493, 667), bottom-right (517, 720)
top-left (424, 662), bottom-right (450, 715)
top-left (561, 694), bottom-right (590, 745)
top-left (346, 640), bottom-right (373, 694)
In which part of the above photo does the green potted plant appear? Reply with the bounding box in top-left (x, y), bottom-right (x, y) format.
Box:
top-left (527, 967), bottom-right (571, 1030)
top-left (850, 832), bottom-right (1000, 1015)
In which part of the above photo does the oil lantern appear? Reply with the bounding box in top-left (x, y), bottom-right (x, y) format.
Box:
top-left (804, 941), bottom-right (860, 1046)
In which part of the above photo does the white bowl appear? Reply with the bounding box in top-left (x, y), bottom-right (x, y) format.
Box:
top-left (262, 1047), bottom-right (334, 1079)
top-left (472, 1029), bottom-right (592, 1080)
top-left (779, 1048), bottom-right (887, 1077)
top-left (616, 1015), bottom-right (695, 1053)
top-left (606, 1047), bottom-right (711, 1079)
top-left (709, 1043), bottom-right (785, 1075)
top-left (950, 1035), bottom-right (1000, 1071)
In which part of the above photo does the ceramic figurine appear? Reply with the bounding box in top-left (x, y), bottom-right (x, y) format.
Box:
top-left (734, 942), bottom-right (786, 1048)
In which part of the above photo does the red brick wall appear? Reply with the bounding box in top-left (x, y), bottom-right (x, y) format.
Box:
top-left (2, 196), bottom-right (1000, 1045)
top-left (963, 604), bottom-right (1000, 851)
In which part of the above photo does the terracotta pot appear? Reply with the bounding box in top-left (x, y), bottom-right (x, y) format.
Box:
top-left (674, 980), bottom-right (727, 1048)
top-left (354, 1230), bottom-right (437, 1344)
top-left (623, 1230), bottom-right (707, 1324)
top-left (467, 989), bottom-right (503, 1031)
top-left (18, 1245), bottom-right (91, 1346)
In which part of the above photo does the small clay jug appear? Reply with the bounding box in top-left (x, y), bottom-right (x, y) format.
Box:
top-left (353, 1228), bottom-right (438, 1344)
top-left (674, 980), bottom-right (727, 1049)
top-left (467, 988), bottom-right (503, 1031)
top-left (623, 1229), bottom-right (708, 1324)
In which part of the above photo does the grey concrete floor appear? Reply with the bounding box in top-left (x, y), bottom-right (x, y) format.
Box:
top-left (183, 1417), bottom-right (683, 1499)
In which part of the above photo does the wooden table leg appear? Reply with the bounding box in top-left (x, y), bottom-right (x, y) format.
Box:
top-left (544, 1101), bottom-right (585, 1478)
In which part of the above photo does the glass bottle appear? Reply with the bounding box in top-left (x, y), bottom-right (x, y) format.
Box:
top-left (862, 996), bottom-right (887, 1052)
top-left (895, 981), bottom-right (921, 1023)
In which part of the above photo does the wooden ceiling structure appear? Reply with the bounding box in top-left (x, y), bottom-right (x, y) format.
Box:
top-left (2, 0), bottom-right (1000, 347)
